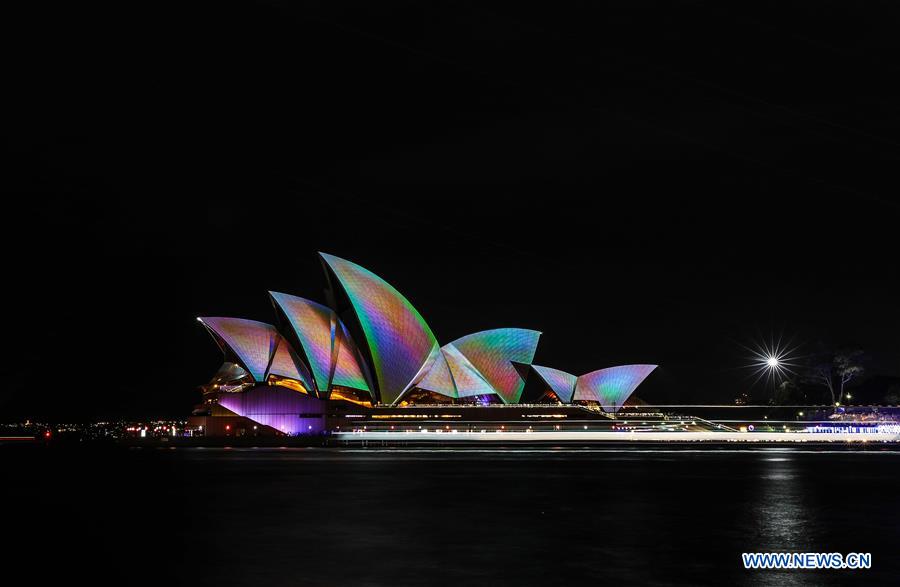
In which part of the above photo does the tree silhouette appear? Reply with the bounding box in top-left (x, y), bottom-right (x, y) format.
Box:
top-left (806, 348), bottom-right (866, 407)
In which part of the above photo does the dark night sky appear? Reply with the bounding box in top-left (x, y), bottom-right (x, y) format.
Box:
top-left (4, 1), bottom-right (898, 420)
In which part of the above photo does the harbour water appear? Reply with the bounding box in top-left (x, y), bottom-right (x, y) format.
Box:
top-left (5, 445), bottom-right (899, 586)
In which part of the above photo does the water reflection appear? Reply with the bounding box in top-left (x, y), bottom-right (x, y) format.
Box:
top-left (753, 454), bottom-right (812, 546)
top-left (7, 446), bottom-right (896, 587)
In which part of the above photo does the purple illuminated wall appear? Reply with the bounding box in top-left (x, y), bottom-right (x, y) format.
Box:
top-left (217, 386), bottom-right (328, 435)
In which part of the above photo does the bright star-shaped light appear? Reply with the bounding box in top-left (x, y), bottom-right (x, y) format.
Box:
top-left (739, 333), bottom-right (802, 390)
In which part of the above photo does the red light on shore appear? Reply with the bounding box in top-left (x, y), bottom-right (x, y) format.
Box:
top-left (44, 431), bottom-right (51, 438)
top-left (225, 425), bottom-right (231, 431)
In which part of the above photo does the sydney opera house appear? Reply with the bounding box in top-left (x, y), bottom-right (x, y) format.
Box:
top-left (190, 253), bottom-right (657, 437)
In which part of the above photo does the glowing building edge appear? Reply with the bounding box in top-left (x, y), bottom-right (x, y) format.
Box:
top-left (191, 253), bottom-right (657, 436)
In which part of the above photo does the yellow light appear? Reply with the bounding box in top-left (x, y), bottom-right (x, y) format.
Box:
top-left (330, 388), bottom-right (373, 407)
top-left (270, 376), bottom-right (308, 394)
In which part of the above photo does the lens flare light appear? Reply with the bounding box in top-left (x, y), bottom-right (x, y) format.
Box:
top-left (741, 334), bottom-right (802, 390)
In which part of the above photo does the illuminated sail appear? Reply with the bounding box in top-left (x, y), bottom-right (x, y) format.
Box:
top-left (573, 364), bottom-right (657, 412)
top-left (442, 344), bottom-right (496, 398)
top-left (449, 328), bottom-right (540, 404)
top-left (270, 292), bottom-right (370, 398)
top-left (320, 253), bottom-right (438, 405)
top-left (531, 365), bottom-right (577, 403)
top-left (265, 336), bottom-right (315, 392)
top-left (415, 349), bottom-right (458, 398)
top-left (197, 317), bottom-right (279, 382)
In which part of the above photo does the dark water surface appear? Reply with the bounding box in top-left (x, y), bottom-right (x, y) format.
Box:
top-left (6, 446), bottom-right (899, 586)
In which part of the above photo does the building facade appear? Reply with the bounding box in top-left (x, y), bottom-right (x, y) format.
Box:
top-left (191, 253), bottom-right (656, 436)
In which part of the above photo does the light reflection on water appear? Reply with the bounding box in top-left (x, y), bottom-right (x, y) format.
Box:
top-left (7, 446), bottom-right (899, 587)
top-left (163, 447), bottom-right (900, 586)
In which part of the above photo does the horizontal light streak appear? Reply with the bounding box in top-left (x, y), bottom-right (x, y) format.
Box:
top-left (334, 430), bottom-right (900, 442)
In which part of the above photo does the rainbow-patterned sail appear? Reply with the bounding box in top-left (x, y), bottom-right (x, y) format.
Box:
top-left (574, 364), bottom-right (658, 412)
top-left (198, 255), bottom-right (658, 414)
top-left (320, 253), bottom-right (439, 405)
top-left (270, 292), bottom-right (370, 398)
top-left (197, 317), bottom-right (280, 382)
top-left (415, 349), bottom-right (457, 398)
top-left (448, 328), bottom-right (540, 404)
top-left (532, 365), bottom-right (577, 403)
top-left (266, 337), bottom-right (315, 392)
top-left (442, 344), bottom-right (496, 398)
top-left (198, 316), bottom-right (315, 391)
